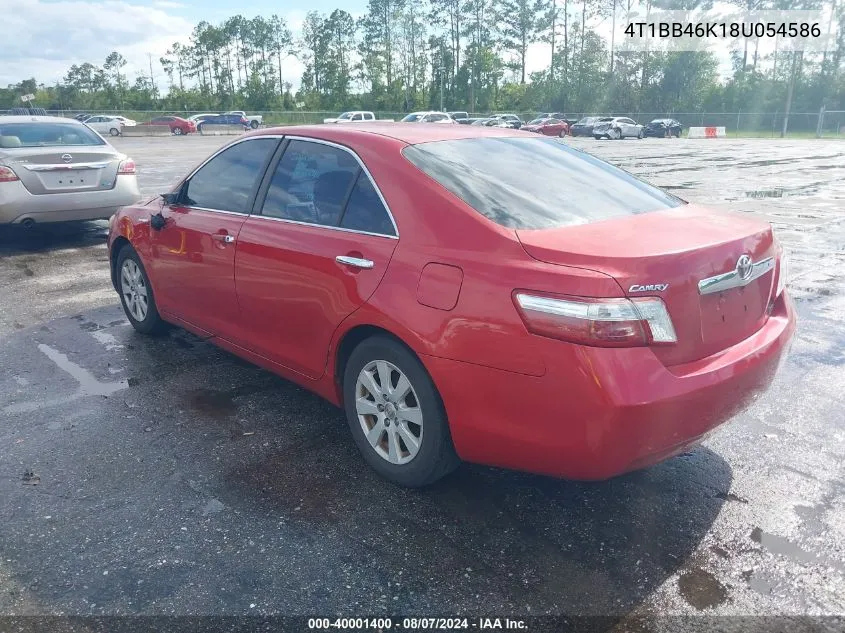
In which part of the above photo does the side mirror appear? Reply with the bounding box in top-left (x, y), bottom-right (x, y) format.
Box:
top-left (150, 212), bottom-right (166, 231)
top-left (160, 191), bottom-right (179, 205)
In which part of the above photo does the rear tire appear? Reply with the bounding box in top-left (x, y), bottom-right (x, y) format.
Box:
top-left (343, 336), bottom-right (460, 487)
top-left (109, 128), bottom-right (120, 137)
top-left (250, 120), bottom-right (260, 129)
top-left (116, 246), bottom-right (167, 335)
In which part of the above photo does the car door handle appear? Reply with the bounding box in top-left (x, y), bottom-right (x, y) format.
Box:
top-left (336, 255), bottom-right (374, 269)
top-left (212, 234), bottom-right (235, 243)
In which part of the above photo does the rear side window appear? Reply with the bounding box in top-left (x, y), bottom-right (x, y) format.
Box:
top-left (183, 138), bottom-right (277, 213)
top-left (261, 140), bottom-right (359, 226)
top-left (0, 122), bottom-right (105, 147)
top-left (402, 137), bottom-right (683, 230)
top-left (340, 174), bottom-right (395, 236)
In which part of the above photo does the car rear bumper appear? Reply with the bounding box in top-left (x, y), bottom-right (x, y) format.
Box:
top-left (423, 292), bottom-right (796, 480)
top-left (0, 177), bottom-right (141, 224)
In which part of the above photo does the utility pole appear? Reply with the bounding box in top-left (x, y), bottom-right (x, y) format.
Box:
top-left (439, 66), bottom-right (446, 111)
top-left (148, 53), bottom-right (157, 106)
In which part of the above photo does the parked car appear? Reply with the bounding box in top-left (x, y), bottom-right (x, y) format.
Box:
top-left (226, 111), bottom-right (262, 129)
top-left (448, 111), bottom-right (470, 123)
top-left (489, 114), bottom-right (522, 129)
top-left (0, 115), bottom-right (139, 226)
top-left (569, 116), bottom-right (603, 137)
top-left (593, 117), bottom-right (644, 140)
top-left (187, 113), bottom-right (219, 126)
top-left (196, 113), bottom-right (250, 134)
top-left (521, 118), bottom-right (569, 137)
top-left (145, 116), bottom-right (196, 136)
top-left (401, 112), bottom-right (456, 124)
top-left (73, 113), bottom-right (92, 121)
top-left (323, 111), bottom-right (376, 124)
top-left (107, 124), bottom-right (794, 487)
top-left (644, 118), bottom-right (684, 138)
top-left (537, 112), bottom-right (568, 121)
top-left (83, 115), bottom-right (125, 137)
top-left (470, 118), bottom-right (510, 128)
top-left (113, 116), bottom-right (137, 127)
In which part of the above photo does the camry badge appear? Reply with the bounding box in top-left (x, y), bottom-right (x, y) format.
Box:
top-left (629, 283), bottom-right (669, 292)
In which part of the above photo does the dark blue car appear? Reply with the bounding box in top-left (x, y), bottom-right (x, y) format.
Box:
top-left (196, 113), bottom-right (249, 133)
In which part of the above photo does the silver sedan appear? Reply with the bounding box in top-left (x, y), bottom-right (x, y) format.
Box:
top-left (0, 115), bottom-right (140, 227)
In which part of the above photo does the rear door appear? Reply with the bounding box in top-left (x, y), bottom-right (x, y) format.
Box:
top-left (234, 138), bottom-right (399, 378)
top-left (149, 136), bottom-right (279, 337)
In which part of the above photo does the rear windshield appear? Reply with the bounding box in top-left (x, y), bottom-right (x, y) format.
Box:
top-left (402, 137), bottom-right (683, 230)
top-left (0, 122), bottom-right (105, 148)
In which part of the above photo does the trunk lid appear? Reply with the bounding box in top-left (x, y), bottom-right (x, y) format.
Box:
top-left (516, 204), bottom-right (778, 366)
top-left (4, 147), bottom-right (121, 195)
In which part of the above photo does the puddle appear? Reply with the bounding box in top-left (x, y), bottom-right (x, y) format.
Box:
top-left (187, 388), bottom-right (238, 419)
top-left (749, 527), bottom-right (845, 571)
top-left (742, 569), bottom-right (775, 595)
top-left (677, 567), bottom-right (728, 609)
top-left (3, 343), bottom-right (128, 414)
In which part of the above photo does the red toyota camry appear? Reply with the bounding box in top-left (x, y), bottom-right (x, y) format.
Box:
top-left (107, 124), bottom-right (795, 487)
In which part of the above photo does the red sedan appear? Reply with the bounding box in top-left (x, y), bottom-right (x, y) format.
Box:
top-left (521, 117), bottom-right (569, 137)
top-left (107, 124), bottom-right (795, 487)
top-left (145, 115), bottom-right (196, 135)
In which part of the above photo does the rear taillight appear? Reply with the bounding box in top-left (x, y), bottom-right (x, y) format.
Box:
top-left (0, 165), bottom-right (20, 182)
top-left (118, 158), bottom-right (136, 175)
top-left (514, 292), bottom-right (677, 347)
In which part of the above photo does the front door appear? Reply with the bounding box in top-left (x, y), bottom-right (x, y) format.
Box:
top-left (149, 136), bottom-right (279, 337)
top-left (234, 138), bottom-right (399, 379)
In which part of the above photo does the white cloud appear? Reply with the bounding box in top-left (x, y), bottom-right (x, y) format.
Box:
top-left (0, 0), bottom-right (193, 88)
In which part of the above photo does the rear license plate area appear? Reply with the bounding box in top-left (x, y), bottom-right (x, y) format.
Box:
top-left (39, 169), bottom-right (101, 190)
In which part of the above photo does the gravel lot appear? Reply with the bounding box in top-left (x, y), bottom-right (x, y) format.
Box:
top-left (1, 134), bottom-right (844, 628)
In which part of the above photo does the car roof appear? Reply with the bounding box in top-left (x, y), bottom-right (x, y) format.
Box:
top-left (251, 122), bottom-right (527, 146)
top-left (0, 115), bottom-right (84, 125)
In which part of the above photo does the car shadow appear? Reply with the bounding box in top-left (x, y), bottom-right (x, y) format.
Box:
top-left (0, 221), bottom-right (108, 256)
top-left (0, 312), bottom-right (731, 619)
top-left (223, 418), bottom-right (731, 617)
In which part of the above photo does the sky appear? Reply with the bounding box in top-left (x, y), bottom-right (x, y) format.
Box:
top-left (3, 0), bottom-right (836, 94)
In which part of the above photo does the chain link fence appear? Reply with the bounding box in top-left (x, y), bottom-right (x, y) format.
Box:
top-left (4, 108), bottom-right (844, 138)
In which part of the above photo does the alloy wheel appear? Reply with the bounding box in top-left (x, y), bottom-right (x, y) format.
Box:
top-left (120, 259), bottom-right (149, 322)
top-left (355, 360), bottom-right (423, 465)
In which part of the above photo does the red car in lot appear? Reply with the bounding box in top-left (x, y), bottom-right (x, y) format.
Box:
top-left (145, 115), bottom-right (196, 135)
top-left (107, 124), bottom-right (795, 487)
top-left (521, 117), bottom-right (570, 137)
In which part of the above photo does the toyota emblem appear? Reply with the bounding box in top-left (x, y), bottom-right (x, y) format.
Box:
top-left (61, 153), bottom-right (73, 163)
top-left (736, 254), bottom-right (753, 281)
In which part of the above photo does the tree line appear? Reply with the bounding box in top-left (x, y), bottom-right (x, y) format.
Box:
top-left (2, 0), bottom-right (844, 118)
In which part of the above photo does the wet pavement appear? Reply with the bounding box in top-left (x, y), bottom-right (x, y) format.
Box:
top-left (1, 136), bottom-right (844, 626)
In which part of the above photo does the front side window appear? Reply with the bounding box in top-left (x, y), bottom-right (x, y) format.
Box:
top-left (182, 138), bottom-right (277, 213)
top-left (401, 114), bottom-right (424, 122)
top-left (0, 122), bottom-right (105, 147)
top-left (403, 137), bottom-right (683, 230)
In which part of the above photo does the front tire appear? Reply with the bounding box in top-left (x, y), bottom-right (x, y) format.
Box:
top-left (610, 127), bottom-right (622, 140)
top-left (343, 336), bottom-right (460, 487)
top-left (173, 127), bottom-right (183, 136)
top-left (116, 246), bottom-right (167, 335)
top-left (109, 127), bottom-right (120, 137)
top-left (637, 129), bottom-right (644, 139)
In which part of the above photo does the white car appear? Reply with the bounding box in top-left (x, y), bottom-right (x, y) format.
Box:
top-left (323, 111), bottom-right (376, 124)
top-left (82, 115), bottom-right (125, 137)
top-left (592, 116), bottom-right (644, 139)
top-left (113, 116), bottom-right (137, 127)
top-left (188, 113), bottom-right (219, 125)
top-left (400, 111), bottom-right (456, 124)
